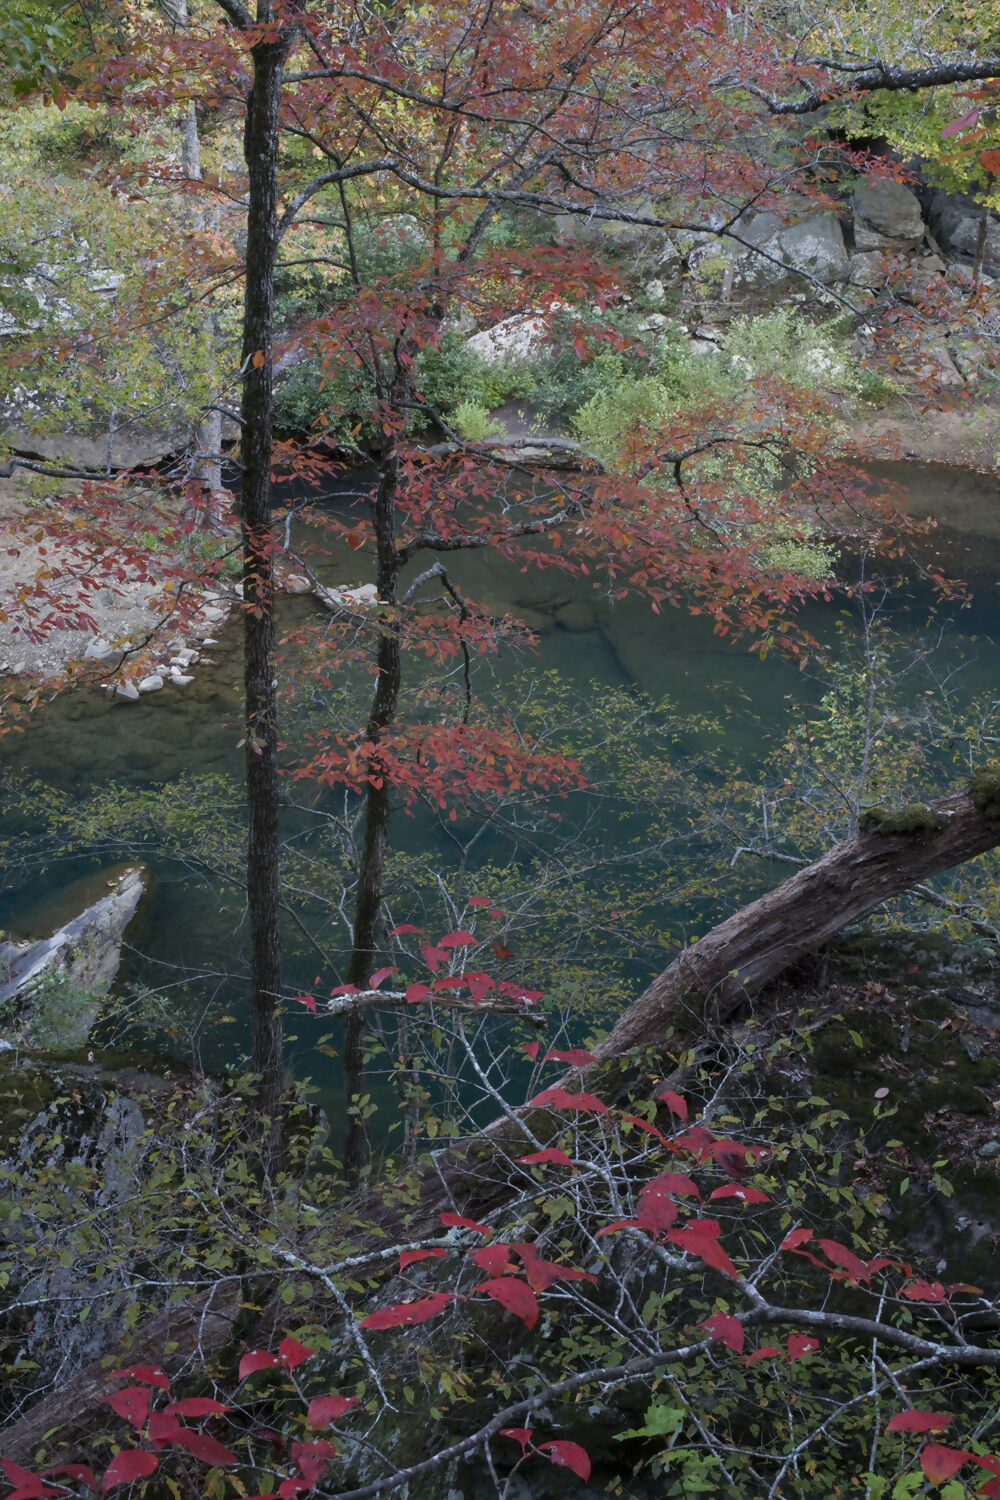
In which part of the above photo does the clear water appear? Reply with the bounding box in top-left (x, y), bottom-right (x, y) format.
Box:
top-left (2, 461), bottom-right (998, 1127)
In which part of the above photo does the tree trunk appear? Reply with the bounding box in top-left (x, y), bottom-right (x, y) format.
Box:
top-left (344, 457), bottom-right (402, 1181)
top-left (240, 30), bottom-right (291, 1166)
top-left (7, 777), bottom-right (1000, 1460)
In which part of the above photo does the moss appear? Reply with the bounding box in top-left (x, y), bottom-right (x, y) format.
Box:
top-left (970, 763), bottom-right (1000, 819)
top-left (860, 803), bottom-right (942, 836)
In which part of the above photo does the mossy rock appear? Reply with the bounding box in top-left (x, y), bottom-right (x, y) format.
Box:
top-left (970, 762), bottom-right (1000, 819)
top-left (860, 803), bottom-right (942, 836)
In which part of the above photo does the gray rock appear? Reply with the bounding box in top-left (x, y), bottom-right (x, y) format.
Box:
top-left (733, 211), bottom-right (849, 286)
top-left (168, 669), bottom-right (194, 685)
top-left (138, 673), bottom-right (163, 692)
top-left (852, 179), bottom-right (925, 249)
top-left (778, 214), bottom-right (850, 283)
top-left (114, 680), bottom-right (140, 700)
top-left (929, 189), bottom-right (1000, 275)
top-left (978, 1140), bottom-right (1000, 1158)
top-left (848, 252), bottom-right (889, 287)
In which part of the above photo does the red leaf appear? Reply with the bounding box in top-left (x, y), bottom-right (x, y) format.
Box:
top-left (147, 1414), bottom-right (183, 1449)
top-left (745, 1346), bottom-right (783, 1366)
top-left (399, 1247), bottom-right (446, 1269)
top-left (437, 930), bottom-right (479, 948)
top-left (596, 1218), bottom-right (642, 1236)
top-left (491, 939), bottom-right (515, 959)
top-left (887, 1411), bottom-right (953, 1434)
top-left (786, 1334), bottom-right (819, 1362)
top-left (329, 984), bottom-right (358, 998)
top-left (538, 1440), bottom-right (591, 1482)
top-left (168, 1429), bottom-right (238, 1467)
top-left (667, 1222), bottom-right (738, 1279)
top-left (922, 1446), bottom-right (973, 1483)
top-left (671, 1127), bottom-right (716, 1158)
top-left (710, 1185), bottom-right (771, 1204)
top-left (472, 1245), bottom-right (514, 1275)
top-left (476, 1277), bottom-right (539, 1329)
top-left (500, 1428), bottom-right (533, 1451)
top-left (467, 896), bottom-right (492, 907)
top-left (781, 1227), bottom-right (814, 1251)
top-left (163, 1399), bottom-right (229, 1418)
top-left (701, 1313), bottom-right (744, 1354)
top-left (110, 1366), bottom-right (169, 1392)
top-left (390, 924), bottom-right (423, 935)
top-left (367, 967), bottom-right (396, 988)
top-left (420, 944), bottom-right (448, 970)
top-left (528, 1088), bottom-right (608, 1115)
top-left (239, 1350), bottom-right (281, 1380)
top-left (512, 1244), bottom-right (597, 1292)
top-left (1, 1461), bottom-right (58, 1499)
top-left (405, 983), bottom-right (432, 1003)
top-left (517, 1148), bottom-right (574, 1168)
top-left (291, 1440), bottom-right (337, 1487)
top-left (361, 1293), bottom-right (454, 1330)
top-left (294, 994), bottom-right (317, 1012)
top-left (623, 1114), bottom-right (670, 1145)
top-left (942, 105), bottom-right (983, 137)
top-left (981, 148), bottom-right (1000, 175)
top-left (100, 1451), bottom-right (158, 1493)
top-left (522, 1041), bottom-right (541, 1060)
top-left (902, 1281), bottom-right (947, 1303)
top-left (307, 1396), bottom-right (360, 1430)
top-left (278, 1337), bottom-right (315, 1371)
top-left (706, 1139), bottom-right (763, 1177)
top-left (104, 1386), bottom-right (150, 1431)
top-left (543, 1049), bottom-right (596, 1066)
top-left (465, 971), bottom-right (494, 1003)
top-left (816, 1239), bottom-right (871, 1282)
top-left (657, 1089), bottom-right (688, 1121)
top-left (440, 1212), bottom-right (491, 1235)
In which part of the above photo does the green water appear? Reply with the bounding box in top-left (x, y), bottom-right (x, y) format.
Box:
top-left (2, 461), bottom-right (999, 1125)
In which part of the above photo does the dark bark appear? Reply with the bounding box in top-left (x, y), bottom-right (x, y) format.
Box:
top-left (240, 26), bottom-right (292, 1166)
top-left (344, 457), bottom-right (402, 1180)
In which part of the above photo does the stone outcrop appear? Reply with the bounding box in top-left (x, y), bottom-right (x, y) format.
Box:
top-left (851, 179), bottom-right (925, 251)
top-left (0, 866), bottom-right (146, 1047)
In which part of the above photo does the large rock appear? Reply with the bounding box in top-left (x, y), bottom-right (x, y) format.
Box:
top-left (552, 196), bottom-right (662, 252)
top-left (929, 189), bottom-right (1000, 275)
top-left (464, 310), bottom-right (556, 364)
top-left (852, 179), bottom-right (925, 250)
top-left (733, 211), bottom-right (849, 286)
top-left (778, 214), bottom-right (850, 283)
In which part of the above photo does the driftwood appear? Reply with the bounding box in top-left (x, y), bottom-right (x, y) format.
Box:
top-left (3, 777), bottom-right (999, 1464)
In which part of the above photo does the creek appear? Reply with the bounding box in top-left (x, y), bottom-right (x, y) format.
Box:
top-left (2, 460), bottom-right (1000, 1130)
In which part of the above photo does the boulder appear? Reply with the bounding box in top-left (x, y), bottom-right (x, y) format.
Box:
top-left (315, 582), bottom-right (381, 612)
top-left (851, 179), bottom-right (925, 250)
top-left (552, 197), bottom-right (662, 252)
top-left (138, 674), bottom-right (163, 693)
top-left (848, 252), bottom-right (889, 288)
top-left (777, 214), bottom-right (850, 283)
top-left (464, 310), bottom-right (555, 365)
top-left (928, 190), bottom-right (1000, 275)
top-left (733, 211), bottom-right (849, 286)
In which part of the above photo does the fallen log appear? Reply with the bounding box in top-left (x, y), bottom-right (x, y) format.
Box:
top-left (3, 773), bottom-right (999, 1464)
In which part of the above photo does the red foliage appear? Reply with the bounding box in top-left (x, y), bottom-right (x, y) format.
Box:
top-left (475, 1277), bottom-right (539, 1329)
top-left (360, 1293), bottom-right (455, 1330)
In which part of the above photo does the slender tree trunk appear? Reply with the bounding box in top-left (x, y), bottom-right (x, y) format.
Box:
top-left (344, 456), bottom-right (402, 1180)
top-left (240, 31), bottom-right (291, 1166)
